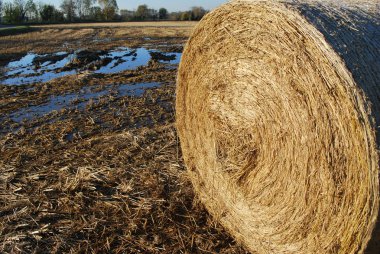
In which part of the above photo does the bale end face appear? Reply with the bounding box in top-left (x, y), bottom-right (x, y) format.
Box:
top-left (176, 1), bottom-right (379, 253)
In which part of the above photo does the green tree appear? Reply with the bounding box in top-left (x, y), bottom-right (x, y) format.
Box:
top-left (39, 4), bottom-right (63, 22)
top-left (3, 2), bottom-right (21, 23)
top-left (135, 4), bottom-right (148, 20)
top-left (158, 7), bottom-right (167, 20)
top-left (2, 0), bottom-right (36, 23)
top-left (40, 4), bottom-right (55, 21)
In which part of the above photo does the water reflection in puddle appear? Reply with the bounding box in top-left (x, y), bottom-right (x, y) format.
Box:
top-left (1, 47), bottom-right (182, 86)
top-left (118, 82), bottom-right (160, 96)
top-left (7, 53), bottom-right (37, 68)
top-left (10, 82), bottom-right (161, 122)
top-left (3, 70), bottom-right (77, 85)
top-left (95, 47), bottom-right (151, 74)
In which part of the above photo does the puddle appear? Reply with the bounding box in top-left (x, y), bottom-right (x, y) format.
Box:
top-left (1, 47), bottom-right (182, 86)
top-left (9, 82), bottom-right (161, 122)
top-left (2, 70), bottom-right (77, 85)
top-left (117, 82), bottom-right (160, 97)
top-left (7, 53), bottom-right (36, 68)
top-left (1, 51), bottom-right (77, 85)
top-left (95, 47), bottom-right (151, 74)
top-left (93, 37), bottom-right (112, 43)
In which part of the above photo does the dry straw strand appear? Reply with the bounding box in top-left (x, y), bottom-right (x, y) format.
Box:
top-left (176, 0), bottom-right (380, 253)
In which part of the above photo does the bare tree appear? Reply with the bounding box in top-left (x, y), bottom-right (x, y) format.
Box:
top-left (0, 0), bottom-right (2, 20)
top-left (83, 0), bottom-right (95, 18)
top-left (25, 0), bottom-right (38, 21)
top-left (61, 0), bottom-right (76, 21)
top-left (98, 0), bottom-right (117, 10)
top-left (75, 0), bottom-right (82, 18)
top-left (98, 0), bottom-right (118, 21)
top-left (191, 6), bottom-right (206, 21)
top-left (8, 0), bottom-right (37, 22)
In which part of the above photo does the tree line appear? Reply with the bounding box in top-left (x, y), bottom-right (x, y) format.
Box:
top-left (122, 5), bottom-right (207, 21)
top-left (0, 0), bottom-right (207, 24)
top-left (0, 0), bottom-right (118, 23)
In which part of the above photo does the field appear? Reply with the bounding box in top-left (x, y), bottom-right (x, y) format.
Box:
top-left (0, 22), bottom-right (247, 253)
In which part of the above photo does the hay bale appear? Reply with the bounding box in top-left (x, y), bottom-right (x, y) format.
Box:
top-left (176, 0), bottom-right (380, 253)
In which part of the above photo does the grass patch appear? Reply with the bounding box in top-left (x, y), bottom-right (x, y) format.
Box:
top-left (0, 26), bottom-right (35, 36)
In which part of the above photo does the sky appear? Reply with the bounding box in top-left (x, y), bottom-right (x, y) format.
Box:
top-left (43, 0), bottom-right (229, 12)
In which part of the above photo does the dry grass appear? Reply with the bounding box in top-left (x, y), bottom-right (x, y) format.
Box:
top-left (33, 21), bottom-right (197, 28)
top-left (177, 0), bottom-right (379, 253)
top-left (0, 22), bottom-right (195, 56)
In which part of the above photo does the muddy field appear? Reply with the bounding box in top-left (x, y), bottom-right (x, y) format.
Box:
top-left (0, 23), bottom-right (247, 253)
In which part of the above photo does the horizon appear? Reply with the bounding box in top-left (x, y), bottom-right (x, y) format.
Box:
top-left (39, 0), bottom-right (229, 12)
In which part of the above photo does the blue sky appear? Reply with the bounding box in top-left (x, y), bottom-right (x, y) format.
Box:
top-left (43, 0), bottom-right (229, 12)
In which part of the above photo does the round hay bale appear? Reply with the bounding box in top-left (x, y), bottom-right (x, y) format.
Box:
top-left (176, 0), bottom-right (380, 253)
